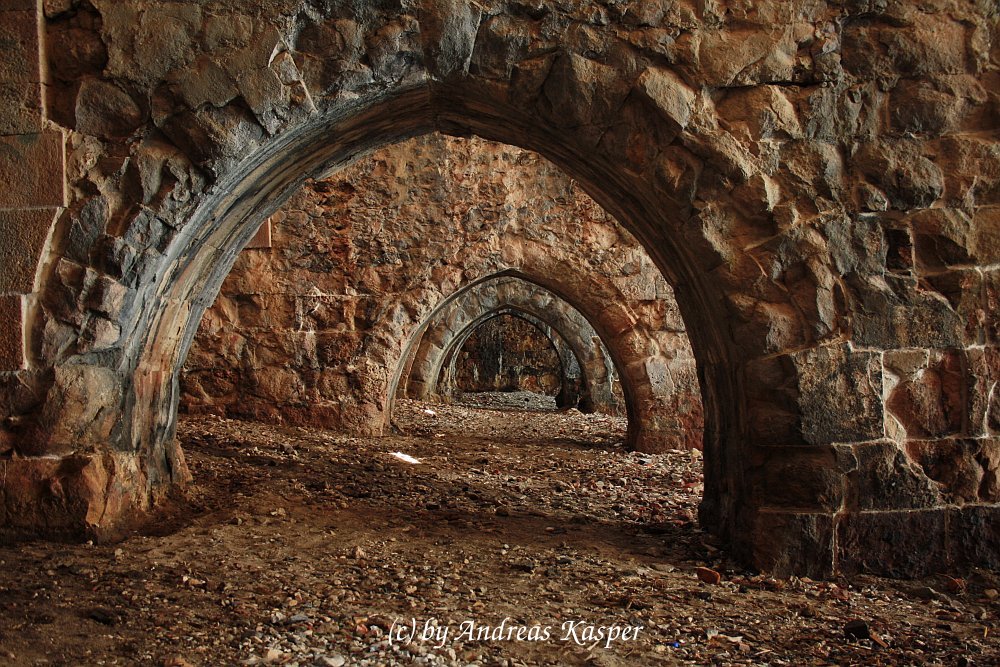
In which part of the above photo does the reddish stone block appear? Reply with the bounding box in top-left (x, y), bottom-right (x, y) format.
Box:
top-left (0, 131), bottom-right (65, 207)
top-left (0, 207), bottom-right (55, 293)
top-left (244, 218), bottom-right (272, 249)
top-left (0, 10), bottom-right (40, 83)
top-left (0, 80), bottom-right (42, 134)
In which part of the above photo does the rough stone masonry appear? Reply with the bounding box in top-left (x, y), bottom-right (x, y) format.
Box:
top-left (179, 135), bottom-right (700, 450)
top-left (0, 0), bottom-right (996, 577)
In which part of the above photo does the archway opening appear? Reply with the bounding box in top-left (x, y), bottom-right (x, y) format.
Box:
top-left (448, 313), bottom-right (567, 408)
top-left (174, 130), bottom-right (709, 567)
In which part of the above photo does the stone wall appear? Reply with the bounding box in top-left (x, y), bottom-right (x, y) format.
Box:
top-left (180, 134), bottom-right (699, 447)
top-left (453, 314), bottom-right (563, 395)
top-left (0, 0), bottom-right (996, 576)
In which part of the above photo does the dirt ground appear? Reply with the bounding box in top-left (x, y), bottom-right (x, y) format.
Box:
top-left (0, 394), bottom-right (997, 666)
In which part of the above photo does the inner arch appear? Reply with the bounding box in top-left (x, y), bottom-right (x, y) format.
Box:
top-left (87, 89), bottom-right (739, 559)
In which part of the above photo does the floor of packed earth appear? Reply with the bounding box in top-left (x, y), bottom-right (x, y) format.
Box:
top-left (0, 394), bottom-right (996, 666)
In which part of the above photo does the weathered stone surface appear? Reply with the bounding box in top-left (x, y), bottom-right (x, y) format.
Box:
top-left (932, 136), bottom-right (1000, 209)
top-left (886, 350), bottom-right (964, 438)
top-left (794, 345), bottom-right (884, 445)
top-left (889, 75), bottom-right (989, 136)
top-left (0, 296), bottom-right (23, 371)
top-left (0, 132), bottom-right (65, 208)
top-left (947, 505), bottom-right (1000, 570)
top-left (635, 66), bottom-right (696, 136)
top-left (906, 438), bottom-right (1000, 505)
top-left (0, 0), bottom-right (994, 578)
top-left (749, 446), bottom-right (850, 512)
top-left (750, 510), bottom-right (836, 579)
top-left (851, 140), bottom-right (944, 210)
top-left (0, 80), bottom-right (43, 135)
top-left (0, 209), bottom-right (54, 294)
top-left (842, 15), bottom-right (969, 80)
top-left (181, 135), bottom-right (699, 452)
top-left (848, 441), bottom-right (942, 510)
top-left (0, 10), bottom-right (41, 83)
top-left (837, 510), bottom-right (949, 577)
top-left (74, 78), bottom-right (144, 139)
top-left (35, 364), bottom-right (122, 455)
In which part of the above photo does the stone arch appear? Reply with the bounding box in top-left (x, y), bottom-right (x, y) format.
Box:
top-left (438, 310), bottom-right (572, 403)
top-left (0, 1), bottom-right (995, 576)
top-left (400, 275), bottom-right (624, 416)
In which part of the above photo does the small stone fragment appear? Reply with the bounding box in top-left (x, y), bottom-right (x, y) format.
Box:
top-left (695, 567), bottom-right (722, 585)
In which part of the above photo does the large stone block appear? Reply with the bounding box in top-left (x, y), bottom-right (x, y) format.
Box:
top-left (842, 16), bottom-right (968, 79)
top-left (885, 349), bottom-right (964, 438)
top-left (794, 345), bottom-right (884, 445)
top-left (850, 140), bottom-right (944, 210)
top-left (0, 295), bottom-right (23, 370)
top-left (906, 438), bottom-right (1000, 505)
top-left (635, 66), bottom-right (695, 136)
top-left (748, 445), bottom-right (851, 511)
top-left (848, 440), bottom-right (941, 510)
top-left (849, 275), bottom-right (964, 349)
top-left (744, 354), bottom-right (804, 445)
top-left (0, 80), bottom-right (42, 134)
top-left (947, 505), bottom-right (1000, 570)
top-left (750, 510), bottom-right (836, 579)
top-left (837, 509), bottom-right (948, 577)
top-left (0, 131), bottom-right (65, 208)
top-left (0, 208), bottom-right (54, 293)
top-left (889, 75), bottom-right (988, 137)
top-left (0, 10), bottom-right (40, 83)
top-left (0, 451), bottom-right (155, 542)
top-left (932, 136), bottom-right (1000, 209)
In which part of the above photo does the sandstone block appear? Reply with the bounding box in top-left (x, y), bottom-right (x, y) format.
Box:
top-left (418, 0), bottom-right (480, 79)
top-left (843, 17), bottom-right (968, 79)
top-left (540, 53), bottom-right (626, 141)
top-left (750, 445), bottom-right (850, 511)
top-left (837, 509), bottom-right (948, 577)
top-left (794, 344), bottom-right (884, 445)
top-left (0, 10), bottom-right (40, 83)
top-left (906, 438), bottom-right (999, 505)
top-left (850, 140), bottom-right (944, 210)
top-left (74, 78), bottom-right (144, 139)
top-left (717, 85), bottom-right (802, 141)
top-left (750, 510), bottom-right (835, 579)
top-left (0, 132), bottom-right (65, 208)
top-left (0, 80), bottom-right (42, 134)
top-left (0, 208), bottom-right (55, 294)
top-left (849, 440), bottom-right (942, 510)
top-left (911, 207), bottom-right (1000, 268)
top-left (948, 505), bottom-right (1000, 569)
top-left (696, 25), bottom-right (796, 87)
top-left (849, 276), bottom-right (963, 349)
top-left (885, 349), bottom-right (964, 438)
top-left (889, 75), bottom-right (988, 136)
top-left (744, 354), bottom-right (804, 444)
top-left (40, 363), bottom-right (122, 453)
top-left (933, 136), bottom-right (1000, 209)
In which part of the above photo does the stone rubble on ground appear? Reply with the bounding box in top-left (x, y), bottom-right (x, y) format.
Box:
top-left (0, 396), bottom-right (995, 665)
